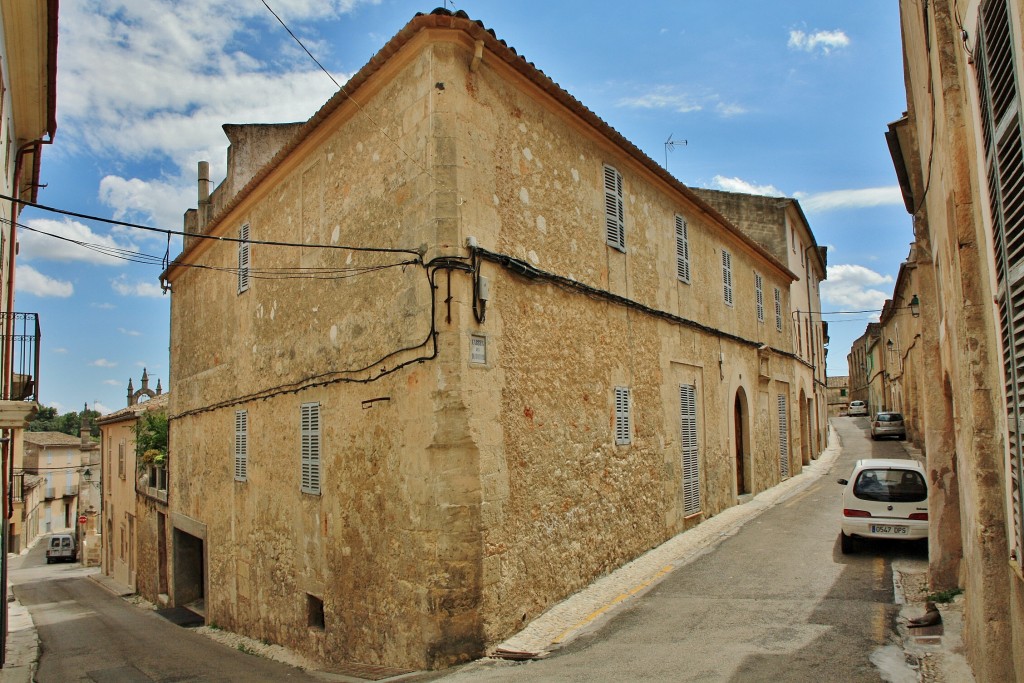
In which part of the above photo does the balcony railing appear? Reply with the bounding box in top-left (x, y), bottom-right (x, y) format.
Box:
top-left (0, 312), bottom-right (40, 402)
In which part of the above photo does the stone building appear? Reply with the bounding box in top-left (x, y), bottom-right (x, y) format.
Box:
top-left (21, 431), bottom-right (90, 539)
top-left (825, 376), bottom-right (849, 417)
top-left (690, 189), bottom-right (829, 463)
top-left (884, 0), bottom-right (1024, 680)
top-left (97, 373), bottom-right (168, 603)
top-left (846, 322), bottom-right (881, 413)
top-left (163, 9), bottom-right (823, 671)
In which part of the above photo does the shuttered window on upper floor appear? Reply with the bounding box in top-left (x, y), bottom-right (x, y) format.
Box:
top-left (977, 0), bottom-right (1024, 563)
top-left (238, 223), bottom-right (251, 294)
top-left (774, 287), bottom-right (783, 332)
top-left (675, 215), bottom-right (691, 283)
top-left (755, 272), bottom-right (765, 323)
top-left (604, 164), bottom-right (625, 251)
top-left (614, 386), bottom-right (631, 445)
top-left (234, 410), bottom-right (248, 482)
top-left (301, 402), bottom-right (321, 495)
top-left (722, 249), bottom-right (734, 307)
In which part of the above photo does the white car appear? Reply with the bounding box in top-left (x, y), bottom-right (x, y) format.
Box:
top-left (848, 400), bottom-right (868, 416)
top-left (837, 458), bottom-right (928, 554)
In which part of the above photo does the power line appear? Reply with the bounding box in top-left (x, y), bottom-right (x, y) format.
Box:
top-left (1, 193), bottom-right (422, 257)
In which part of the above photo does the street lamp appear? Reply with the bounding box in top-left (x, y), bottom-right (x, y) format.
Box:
top-left (909, 294), bottom-right (920, 318)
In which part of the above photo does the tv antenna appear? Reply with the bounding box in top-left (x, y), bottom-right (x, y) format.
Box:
top-left (664, 134), bottom-right (688, 172)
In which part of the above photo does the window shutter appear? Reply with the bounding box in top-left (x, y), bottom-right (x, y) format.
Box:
top-left (614, 387), bottom-right (631, 445)
top-left (778, 394), bottom-right (790, 478)
top-left (301, 402), bottom-right (321, 494)
top-left (680, 384), bottom-right (701, 515)
top-left (675, 215), bottom-right (691, 283)
top-left (604, 165), bottom-right (625, 251)
top-left (238, 223), bottom-right (251, 294)
top-left (234, 410), bottom-right (248, 482)
top-left (978, 0), bottom-right (1024, 560)
top-left (774, 288), bottom-right (783, 332)
top-left (755, 272), bottom-right (765, 322)
top-left (722, 249), bottom-right (733, 306)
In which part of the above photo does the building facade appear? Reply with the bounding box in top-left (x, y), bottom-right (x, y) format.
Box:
top-left (690, 189), bottom-right (829, 463)
top-left (825, 376), bottom-right (849, 417)
top-left (885, 0), bottom-right (1024, 680)
top-left (164, 9), bottom-right (826, 671)
top-left (0, 0), bottom-right (56, 661)
top-left (21, 431), bottom-right (88, 540)
top-left (98, 375), bottom-right (168, 602)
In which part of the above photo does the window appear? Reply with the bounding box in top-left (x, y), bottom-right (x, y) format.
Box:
top-left (300, 402), bottom-right (321, 494)
top-left (977, 0), bottom-right (1024, 561)
top-left (307, 594), bottom-right (325, 630)
top-left (614, 387), bottom-right (631, 445)
top-left (778, 394), bottom-right (789, 478)
top-left (118, 440), bottom-right (125, 479)
top-left (680, 384), bottom-right (700, 516)
top-left (234, 410), bottom-right (248, 482)
top-left (675, 215), bottom-right (690, 283)
top-left (774, 287), bottom-right (783, 332)
top-left (721, 249), bottom-right (733, 306)
top-left (603, 164), bottom-right (625, 251)
top-left (238, 223), bottom-right (251, 294)
top-left (755, 272), bottom-right (764, 322)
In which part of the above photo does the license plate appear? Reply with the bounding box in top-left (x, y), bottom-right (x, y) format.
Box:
top-left (871, 525), bottom-right (908, 535)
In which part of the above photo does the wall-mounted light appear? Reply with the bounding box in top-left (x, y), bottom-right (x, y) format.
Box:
top-left (886, 339), bottom-right (894, 350)
top-left (909, 294), bottom-right (920, 318)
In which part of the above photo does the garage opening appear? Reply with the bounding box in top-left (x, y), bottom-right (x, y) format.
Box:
top-left (173, 528), bottom-right (205, 615)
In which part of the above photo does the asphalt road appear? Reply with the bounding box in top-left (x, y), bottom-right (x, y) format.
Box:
top-left (439, 416), bottom-right (925, 682)
top-left (8, 541), bottom-right (324, 682)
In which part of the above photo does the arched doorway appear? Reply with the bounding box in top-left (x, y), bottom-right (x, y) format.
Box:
top-left (734, 388), bottom-right (752, 495)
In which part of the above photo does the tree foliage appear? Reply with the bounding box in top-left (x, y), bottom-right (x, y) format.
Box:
top-left (27, 406), bottom-right (100, 437)
top-left (133, 411), bottom-right (168, 465)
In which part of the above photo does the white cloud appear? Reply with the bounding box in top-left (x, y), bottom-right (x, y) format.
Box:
top-left (112, 274), bottom-right (165, 298)
top-left (715, 102), bottom-right (747, 117)
top-left (93, 401), bottom-right (113, 415)
top-left (19, 218), bottom-right (136, 265)
top-left (15, 265), bottom-right (74, 298)
top-left (788, 29), bottom-right (850, 55)
top-left (52, 347), bottom-right (69, 354)
top-left (617, 86), bottom-right (702, 113)
top-left (793, 187), bottom-right (904, 212)
top-left (91, 358), bottom-right (118, 368)
top-left (821, 264), bottom-right (894, 315)
top-left (99, 176), bottom-right (194, 232)
top-left (118, 327), bottom-right (142, 337)
top-left (710, 175), bottom-right (786, 197)
top-left (103, 379), bottom-right (122, 386)
top-left (58, 1), bottom-right (370, 225)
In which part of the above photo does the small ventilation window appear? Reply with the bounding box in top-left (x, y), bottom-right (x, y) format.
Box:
top-left (307, 594), bottom-right (325, 630)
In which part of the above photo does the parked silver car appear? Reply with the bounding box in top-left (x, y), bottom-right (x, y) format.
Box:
top-left (871, 411), bottom-right (906, 440)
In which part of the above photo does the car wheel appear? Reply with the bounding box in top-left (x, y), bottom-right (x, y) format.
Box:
top-left (840, 532), bottom-right (855, 554)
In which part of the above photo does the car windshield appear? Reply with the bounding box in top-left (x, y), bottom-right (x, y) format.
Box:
top-left (853, 468), bottom-right (926, 502)
top-left (876, 413), bottom-right (903, 422)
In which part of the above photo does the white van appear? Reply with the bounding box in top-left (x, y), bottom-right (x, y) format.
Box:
top-left (45, 533), bottom-right (77, 564)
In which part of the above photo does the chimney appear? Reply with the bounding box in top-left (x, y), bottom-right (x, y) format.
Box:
top-left (198, 161), bottom-right (211, 229)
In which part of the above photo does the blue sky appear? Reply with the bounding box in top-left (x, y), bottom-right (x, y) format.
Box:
top-left (17, 0), bottom-right (910, 415)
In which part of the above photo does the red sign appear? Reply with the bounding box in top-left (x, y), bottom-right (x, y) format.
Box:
top-left (78, 515), bottom-right (88, 524)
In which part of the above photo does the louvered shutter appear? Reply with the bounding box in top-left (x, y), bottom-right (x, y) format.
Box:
top-left (978, 0), bottom-right (1024, 560)
top-left (301, 402), bottom-right (321, 494)
top-left (755, 273), bottom-right (765, 322)
top-left (778, 394), bottom-right (790, 478)
top-left (238, 223), bottom-right (251, 294)
top-left (604, 165), bottom-right (625, 251)
top-left (775, 288), bottom-right (783, 332)
top-left (234, 410), bottom-right (247, 482)
top-left (614, 387), bottom-right (631, 445)
top-left (722, 249), bottom-right (733, 306)
top-left (680, 384), bottom-right (701, 516)
top-left (675, 215), bottom-right (691, 283)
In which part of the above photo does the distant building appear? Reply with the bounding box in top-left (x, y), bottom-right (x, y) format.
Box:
top-left (97, 372), bottom-right (168, 603)
top-left (825, 376), bottom-right (849, 417)
top-left (21, 430), bottom-right (94, 542)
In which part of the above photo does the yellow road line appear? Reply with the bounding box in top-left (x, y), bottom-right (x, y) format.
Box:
top-left (552, 565), bottom-right (674, 644)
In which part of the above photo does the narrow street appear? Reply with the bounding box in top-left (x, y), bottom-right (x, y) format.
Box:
top-left (438, 417), bottom-right (926, 682)
top-left (8, 542), bottom-right (324, 682)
